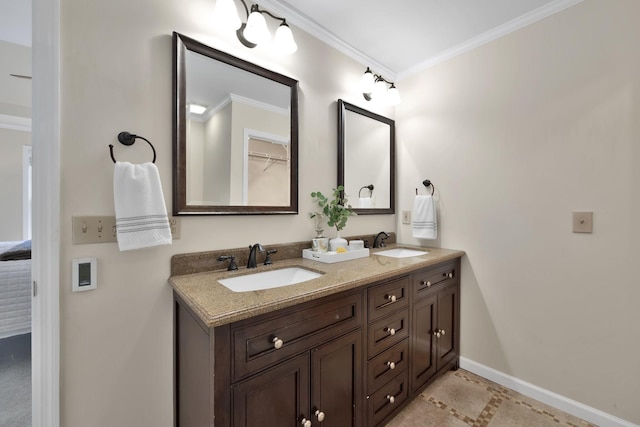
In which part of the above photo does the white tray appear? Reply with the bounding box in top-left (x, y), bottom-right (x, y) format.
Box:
top-left (302, 248), bottom-right (370, 264)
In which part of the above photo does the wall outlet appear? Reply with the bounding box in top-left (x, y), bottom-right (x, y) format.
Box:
top-left (402, 210), bottom-right (411, 225)
top-left (572, 211), bottom-right (593, 233)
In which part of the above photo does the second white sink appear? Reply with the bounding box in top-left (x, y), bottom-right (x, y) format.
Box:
top-left (218, 267), bottom-right (323, 292)
top-left (374, 248), bottom-right (429, 258)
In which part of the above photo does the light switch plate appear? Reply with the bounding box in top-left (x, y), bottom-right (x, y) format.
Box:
top-left (572, 211), bottom-right (593, 233)
top-left (402, 210), bottom-right (411, 225)
top-left (72, 216), bottom-right (181, 244)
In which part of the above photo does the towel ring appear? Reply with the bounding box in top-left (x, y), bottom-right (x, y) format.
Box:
top-left (109, 131), bottom-right (157, 164)
top-left (416, 179), bottom-right (435, 196)
top-left (359, 184), bottom-right (374, 198)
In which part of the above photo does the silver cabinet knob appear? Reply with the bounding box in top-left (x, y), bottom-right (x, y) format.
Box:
top-left (386, 394), bottom-right (395, 404)
top-left (386, 361), bottom-right (396, 370)
top-left (314, 410), bottom-right (325, 422)
top-left (386, 294), bottom-right (397, 303)
top-left (434, 329), bottom-right (441, 338)
top-left (386, 327), bottom-right (396, 336)
top-left (448, 273), bottom-right (453, 278)
top-left (301, 418), bottom-right (312, 427)
top-left (419, 280), bottom-right (432, 287)
top-left (440, 329), bottom-right (446, 336)
top-left (273, 337), bottom-right (284, 349)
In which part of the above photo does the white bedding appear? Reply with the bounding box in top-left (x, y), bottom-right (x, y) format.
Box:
top-left (0, 241), bottom-right (32, 339)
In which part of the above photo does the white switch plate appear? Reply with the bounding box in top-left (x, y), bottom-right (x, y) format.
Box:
top-left (402, 210), bottom-right (411, 224)
top-left (72, 216), bottom-right (181, 243)
top-left (572, 211), bottom-right (593, 233)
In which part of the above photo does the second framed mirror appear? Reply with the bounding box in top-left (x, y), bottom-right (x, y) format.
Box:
top-left (338, 100), bottom-right (395, 214)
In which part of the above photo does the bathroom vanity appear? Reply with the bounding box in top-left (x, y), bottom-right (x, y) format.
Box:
top-left (170, 245), bottom-right (463, 427)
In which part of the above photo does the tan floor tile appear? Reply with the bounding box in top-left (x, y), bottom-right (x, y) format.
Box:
top-left (419, 371), bottom-right (494, 421)
top-left (385, 397), bottom-right (470, 427)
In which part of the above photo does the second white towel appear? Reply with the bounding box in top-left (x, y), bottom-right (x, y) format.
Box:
top-left (412, 195), bottom-right (437, 239)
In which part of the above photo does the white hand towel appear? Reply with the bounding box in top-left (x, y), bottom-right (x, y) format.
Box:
top-left (359, 197), bottom-right (374, 208)
top-left (412, 195), bottom-right (437, 239)
top-left (113, 161), bottom-right (172, 251)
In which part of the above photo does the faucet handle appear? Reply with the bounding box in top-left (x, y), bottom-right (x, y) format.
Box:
top-left (264, 249), bottom-right (278, 265)
top-left (217, 255), bottom-right (238, 271)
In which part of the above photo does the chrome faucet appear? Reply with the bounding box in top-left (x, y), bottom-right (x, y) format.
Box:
top-left (247, 243), bottom-right (264, 268)
top-left (373, 231), bottom-right (390, 248)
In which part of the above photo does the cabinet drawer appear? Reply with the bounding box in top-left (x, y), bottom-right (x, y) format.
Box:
top-left (367, 339), bottom-right (408, 393)
top-left (367, 309), bottom-right (409, 358)
top-left (367, 371), bottom-right (409, 427)
top-left (412, 261), bottom-right (457, 299)
top-left (367, 276), bottom-right (409, 322)
top-left (232, 291), bottom-right (363, 380)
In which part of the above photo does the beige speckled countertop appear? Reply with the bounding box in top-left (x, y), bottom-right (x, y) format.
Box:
top-left (169, 244), bottom-right (464, 328)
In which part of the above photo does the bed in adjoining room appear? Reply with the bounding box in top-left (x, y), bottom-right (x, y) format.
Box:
top-left (0, 240), bottom-right (32, 343)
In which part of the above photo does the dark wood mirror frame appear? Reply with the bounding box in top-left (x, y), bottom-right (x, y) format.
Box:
top-left (338, 100), bottom-right (395, 215)
top-left (172, 32), bottom-right (299, 215)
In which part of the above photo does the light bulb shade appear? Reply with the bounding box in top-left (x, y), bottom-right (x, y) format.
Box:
top-left (244, 10), bottom-right (270, 45)
top-left (213, 0), bottom-right (241, 31)
top-left (274, 22), bottom-right (297, 54)
top-left (372, 78), bottom-right (388, 100)
top-left (360, 69), bottom-right (375, 94)
top-left (387, 85), bottom-right (401, 106)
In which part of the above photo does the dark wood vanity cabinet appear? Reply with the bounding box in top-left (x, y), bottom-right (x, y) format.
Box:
top-left (174, 257), bottom-right (460, 427)
top-left (175, 289), bottom-right (364, 427)
top-left (410, 260), bottom-right (460, 394)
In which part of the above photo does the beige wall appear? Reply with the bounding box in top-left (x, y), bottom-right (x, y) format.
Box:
top-left (59, 0), bottom-right (394, 426)
top-left (396, 0), bottom-right (640, 423)
top-left (0, 128), bottom-right (30, 240)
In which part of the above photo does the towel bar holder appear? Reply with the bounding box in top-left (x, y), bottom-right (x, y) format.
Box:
top-left (416, 179), bottom-right (435, 196)
top-left (359, 184), bottom-right (374, 198)
top-left (109, 131), bottom-right (157, 164)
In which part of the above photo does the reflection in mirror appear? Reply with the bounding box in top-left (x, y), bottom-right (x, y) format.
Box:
top-left (173, 32), bottom-right (298, 215)
top-left (338, 100), bottom-right (395, 214)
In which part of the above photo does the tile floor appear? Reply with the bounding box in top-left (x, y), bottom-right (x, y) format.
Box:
top-left (386, 369), bottom-right (598, 427)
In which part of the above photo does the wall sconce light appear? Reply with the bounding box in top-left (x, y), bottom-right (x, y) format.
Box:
top-left (360, 67), bottom-right (401, 106)
top-left (213, 0), bottom-right (298, 54)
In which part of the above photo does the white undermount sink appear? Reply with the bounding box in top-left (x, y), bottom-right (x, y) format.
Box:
top-left (218, 267), bottom-right (323, 292)
top-left (374, 248), bottom-right (429, 258)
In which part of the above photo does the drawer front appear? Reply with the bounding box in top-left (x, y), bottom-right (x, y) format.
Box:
top-left (367, 338), bottom-right (408, 393)
top-left (232, 291), bottom-right (363, 380)
top-left (367, 309), bottom-right (409, 358)
top-left (412, 261), bottom-right (457, 299)
top-left (367, 371), bottom-right (409, 427)
top-left (367, 276), bottom-right (409, 322)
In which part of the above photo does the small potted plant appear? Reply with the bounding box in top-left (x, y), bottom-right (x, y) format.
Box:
top-left (310, 186), bottom-right (356, 252)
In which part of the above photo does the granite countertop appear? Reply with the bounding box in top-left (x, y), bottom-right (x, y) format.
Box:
top-left (169, 244), bottom-right (465, 328)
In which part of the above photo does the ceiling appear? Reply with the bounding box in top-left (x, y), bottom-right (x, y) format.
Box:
top-left (0, 0), bottom-right (583, 79)
top-left (258, 0), bottom-right (583, 80)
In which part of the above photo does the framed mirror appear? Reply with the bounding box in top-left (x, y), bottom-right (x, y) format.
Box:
top-left (338, 100), bottom-right (395, 214)
top-left (173, 32), bottom-right (299, 215)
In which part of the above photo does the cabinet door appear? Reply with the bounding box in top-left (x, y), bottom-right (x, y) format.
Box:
top-left (311, 330), bottom-right (362, 427)
top-left (233, 353), bottom-right (310, 427)
top-left (436, 282), bottom-right (458, 369)
top-left (410, 293), bottom-right (437, 393)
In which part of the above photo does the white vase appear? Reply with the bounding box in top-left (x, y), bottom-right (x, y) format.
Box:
top-left (329, 230), bottom-right (348, 252)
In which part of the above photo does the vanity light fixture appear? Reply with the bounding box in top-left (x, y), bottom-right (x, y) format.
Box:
top-left (213, 0), bottom-right (298, 54)
top-left (360, 67), bottom-right (401, 106)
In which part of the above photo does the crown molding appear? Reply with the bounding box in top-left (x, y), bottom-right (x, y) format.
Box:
top-left (0, 114), bottom-right (32, 132)
top-left (254, 0), bottom-right (397, 80)
top-left (398, 0), bottom-right (584, 79)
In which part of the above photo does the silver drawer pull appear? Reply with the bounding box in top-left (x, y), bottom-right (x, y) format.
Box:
top-left (385, 327), bottom-right (396, 336)
top-left (272, 337), bottom-right (284, 349)
top-left (420, 280), bottom-right (432, 287)
top-left (386, 361), bottom-right (396, 370)
top-left (386, 394), bottom-right (395, 404)
top-left (448, 272), bottom-right (453, 278)
top-left (314, 410), bottom-right (325, 422)
top-left (386, 294), bottom-right (397, 303)
top-left (301, 418), bottom-right (312, 427)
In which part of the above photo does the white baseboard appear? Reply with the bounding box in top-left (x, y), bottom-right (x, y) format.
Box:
top-left (459, 357), bottom-right (638, 427)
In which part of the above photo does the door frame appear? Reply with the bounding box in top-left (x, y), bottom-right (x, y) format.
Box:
top-left (31, 0), bottom-right (60, 425)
